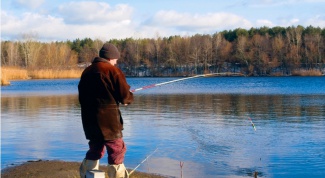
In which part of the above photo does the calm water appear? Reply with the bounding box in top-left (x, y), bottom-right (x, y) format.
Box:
top-left (1, 77), bottom-right (325, 178)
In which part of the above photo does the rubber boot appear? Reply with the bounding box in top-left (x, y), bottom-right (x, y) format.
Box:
top-left (79, 158), bottom-right (99, 178)
top-left (107, 163), bottom-right (129, 178)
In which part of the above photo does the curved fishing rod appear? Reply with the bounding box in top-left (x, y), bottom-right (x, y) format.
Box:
top-left (130, 72), bottom-right (241, 92)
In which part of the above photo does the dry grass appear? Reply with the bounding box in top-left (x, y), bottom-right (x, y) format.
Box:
top-left (28, 69), bottom-right (83, 79)
top-left (1, 66), bottom-right (29, 85)
top-left (1, 66), bottom-right (83, 85)
top-left (1, 76), bottom-right (11, 86)
top-left (291, 69), bottom-right (323, 76)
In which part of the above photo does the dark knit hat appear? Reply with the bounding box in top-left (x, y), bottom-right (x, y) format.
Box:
top-left (99, 43), bottom-right (120, 59)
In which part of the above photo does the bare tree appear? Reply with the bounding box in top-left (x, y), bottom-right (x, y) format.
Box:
top-left (201, 35), bottom-right (212, 73)
top-left (219, 38), bottom-right (233, 73)
top-left (1, 41), bottom-right (21, 66)
top-left (269, 34), bottom-right (283, 73)
top-left (304, 33), bottom-right (323, 69)
top-left (285, 26), bottom-right (303, 72)
top-left (20, 33), bottom-right (42, 68)
top-left (212, 33), bottom-right (222, 72)
top-left (154, 32), bottom-right (161, 70)
top-left (189, 35), bottom-right (202, 75)
top-left (93, 39), bottom-right (104, 54)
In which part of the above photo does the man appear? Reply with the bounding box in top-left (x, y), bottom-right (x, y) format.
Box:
top-left (78, 43), bottom-right (134, 178)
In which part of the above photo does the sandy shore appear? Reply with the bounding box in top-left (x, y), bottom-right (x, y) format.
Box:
top-left (1, 160), bottom-right (171, 178)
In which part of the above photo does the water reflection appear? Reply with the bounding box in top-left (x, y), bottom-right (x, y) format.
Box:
top-left (129, 94), bottom-right (325, 120)
top-left (2, 93), bottom-right (325, 177)
top-left (1, 95), bottom-right (86, 167)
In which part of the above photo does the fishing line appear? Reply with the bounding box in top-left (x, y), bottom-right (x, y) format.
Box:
top-left (128, 73), bottom-right (241, 175)
top-left (129, 147), bottom-right (158, 175)
top-left (248, 116), bottom-right (260, 177)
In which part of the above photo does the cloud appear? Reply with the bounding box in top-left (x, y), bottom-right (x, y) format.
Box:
top-left (12, 0), bottom-right (44, 9)
top-left (1, 9), bottom-right (136, 41)
top-left (144, 11), bottom-right (252, 33)
top-left (1, 2), bottom-right (136, 41)
top-left (256, 19), bottom-right (275, 27)
top-left (2, 1), bottom-right (324, 41)
top-left (57, 2), bottom-right (133, 24)
top-left (1, 10), bottom-right (65, 40)
top-left (274, 18), bottom-right (302, 27)
top-left (290, 18), bottom-right (300, 24)
top-left (306, 15), bottom-right (325, 27)
top-left (2, 2), bottom-right (255, 42)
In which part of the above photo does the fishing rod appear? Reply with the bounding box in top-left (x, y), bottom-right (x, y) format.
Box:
top-left (129, 147), bottom-right (158, 175)
top-left (249, 117), bottom-right (257, 131)
top-left (130, 72), bottom-right (241, 92)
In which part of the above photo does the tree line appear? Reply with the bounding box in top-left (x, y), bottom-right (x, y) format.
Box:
top-left (1, 25), bottom-right (325, 76)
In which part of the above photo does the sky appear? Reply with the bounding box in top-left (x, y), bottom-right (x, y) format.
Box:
top-left (1, 0), bottom-right (325, 42)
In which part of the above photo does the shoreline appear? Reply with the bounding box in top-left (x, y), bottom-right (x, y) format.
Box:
top-left (1, 160), bottom-right (170, 178)
top-left (1, 66), bottom-right (324, 86)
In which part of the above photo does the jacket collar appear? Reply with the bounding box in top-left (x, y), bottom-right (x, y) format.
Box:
top-left (92, 57), bottom-right (109, 64)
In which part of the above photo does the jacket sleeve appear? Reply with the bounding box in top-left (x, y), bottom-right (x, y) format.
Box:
top-left (114, 69), bottom-right (134, 105)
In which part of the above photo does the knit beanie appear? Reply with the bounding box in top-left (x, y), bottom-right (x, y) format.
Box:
top-left (99, 43), bottom-right (120, 59)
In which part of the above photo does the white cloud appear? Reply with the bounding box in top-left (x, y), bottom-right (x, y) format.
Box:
top-left (306, 15), bottom-right (325, 27)
top-left (256, 19), bottom-right (275, 27)
top-left (58, 2), bottom-right (133, 24)
top-left (290, 18), bottom-right (300, 24)
top-left (1, 9), bottom-right (136, 41)
top-left (275, 18), bottom-right (302, 27)
top-left (12, 0), bottom-right (44, 9)
top-left (1, 10), bottom-right (65, 40)
top-left (3, 6), bottom-right (256, 42)
top-left (145, 11), bottom-right (252, 33)
top-left (2, 0), bottom-right (324, 41)
top-left (1, 2), bottom-right (137, 41)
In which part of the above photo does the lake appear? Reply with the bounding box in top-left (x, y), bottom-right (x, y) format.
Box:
top-left (1, 77), bottom-right (325, 178)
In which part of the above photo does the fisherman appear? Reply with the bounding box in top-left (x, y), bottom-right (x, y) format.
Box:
top-left (78, 43), bottom-right (134, 178)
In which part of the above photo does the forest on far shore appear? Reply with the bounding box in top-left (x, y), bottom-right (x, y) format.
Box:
top-left (1, 25), bottom-right (325, 77)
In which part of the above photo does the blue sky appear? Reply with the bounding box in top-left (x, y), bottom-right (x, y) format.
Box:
top-left (1, 0), bottom-right (325, 41)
